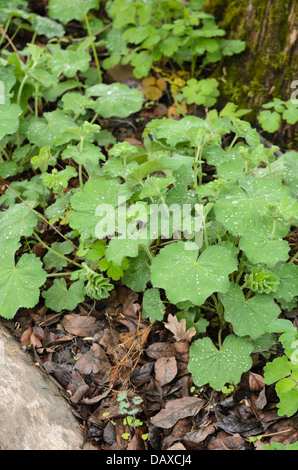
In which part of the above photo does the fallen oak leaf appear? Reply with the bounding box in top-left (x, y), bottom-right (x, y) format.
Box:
top-left (151, 397), bottom-right (206, 429)
top-left (164, 314), bottom-right (196, 342)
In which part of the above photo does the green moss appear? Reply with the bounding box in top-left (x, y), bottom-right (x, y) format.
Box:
top-left (204, 0), bottom-right (296, 124)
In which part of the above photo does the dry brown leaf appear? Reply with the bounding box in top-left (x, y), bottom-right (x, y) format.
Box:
top-left (248, 371), bottom-right (265, 392)
top-left (62, 314), bottom-right (98, 337)
top-left (155, 356), bottom-right (178, 386)
top-left (151, 397), bottom-right (206, 429)
top-left (74, 343), bottom-right (110, 375)
top-left (167, 443), bottom-right (187, 450)
top-left (182, 424), bottom-right (216, 447)
top-left (206, 431), bottom-right (249, 450)
top-left (164, 314), bottom-right (196, 342)
top-left (146, 342), bottom-right (176, 359)
top-left (127, 428), bottom-right (146, 450)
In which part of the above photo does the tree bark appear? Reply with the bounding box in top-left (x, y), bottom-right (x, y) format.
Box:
top-left (204, 0), bottom-right (297, 135)
top-left (0, 323), bottom-right (96, 450)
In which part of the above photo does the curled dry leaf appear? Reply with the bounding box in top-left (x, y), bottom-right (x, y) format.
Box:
top-left (155, 356), bottom-right (178, 386)
top-left (74, 343), bottom-right (111, 375)
top-left (151, 397), bottom-right (206, 429)
top-left (182, 424), bottom-right (217, 447)
top-left (248, 371), bottom-right (265, 392)
top-left (164, 314), bottom-right (196, 342)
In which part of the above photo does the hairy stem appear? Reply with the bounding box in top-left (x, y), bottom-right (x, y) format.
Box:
top-left (82, 2), bottom-right (102, 84)
top-left (33, 232), bottom-right (82, 268)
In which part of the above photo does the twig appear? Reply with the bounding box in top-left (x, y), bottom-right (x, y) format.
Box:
top-left (0, 23), bottom-right (21, 60)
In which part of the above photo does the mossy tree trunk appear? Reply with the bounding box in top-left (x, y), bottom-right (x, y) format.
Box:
top-left (204, 0), bottom-right (297, 140)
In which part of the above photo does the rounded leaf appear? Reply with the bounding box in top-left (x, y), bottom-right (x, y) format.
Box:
top-left (188, 335), bottom-right (253, 391)
top-left (150, 242), bottom-right (237, 306)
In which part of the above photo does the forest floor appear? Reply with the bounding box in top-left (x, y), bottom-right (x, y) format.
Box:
top-left (1, 60), bottom-right (297, 449)
top-left (0, 1), bottom-right (297, 450)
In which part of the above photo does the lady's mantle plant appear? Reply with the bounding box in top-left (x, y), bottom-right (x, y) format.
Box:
top-left (0, 0), bottom-right (297, 413)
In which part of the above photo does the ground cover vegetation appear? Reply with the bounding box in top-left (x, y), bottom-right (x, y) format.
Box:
top-left (0, 0), bottom-right (297, 450)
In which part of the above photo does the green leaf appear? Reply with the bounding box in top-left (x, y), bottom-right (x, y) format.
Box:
top-left (216, 158), bottom-right (245, 181)
top-left (231, 118), bottom-right (260, 146)
top-left (42, 278), bottom-right (85, 312)
top-left (282, 101), bottom-right (298, 125)
top-left (150, 242), bottom-right (237, 306)
top-left (0, 239), bottom-right (46, 319)
top-left (30, 14), bottom-right (65, 38)
top-left (48, 46), bottom-right (91, 78)
top-left (272, 262), bottom-right (298, 303)
top-left (220, 39), bottom-right (246, 56)
top-left (71, 263), bottom-right (113, 300)
top-left (0, 175), bottom-right (50, 208)
top-left (48, 0), bottom-right (99, 24)
top-left (43, 241), bottom-right (74, 271)
top-left (86, 83), bottom-right (143, 118)
top-left (41, 166), bottom-right (77, 192)
top-left (262, 441), bottom-right (298, 451)
top-left (121, 251), bottom-right (151, 292)
top-left (220, 283), bottom-right (281, 340)
top-left (263, 356), bottom-right (292, 384)
top-left (69, 177), bottom-right (131, 240)
top-left (146, 115), bottom-right (209, 147)
top-left (0, 203), bottom-right (38, 243)
top-left (239, 233), bottom-right (290, 268)
top-left (62, 143), bottom-right (105, 166)
top-left (180, 78), bottom-right (219, 107)
top-left (276, 390), bottom-right (298, 418)
top-left (258, 110), bottom-right (281, 133)
top-left (105, 237), bottom-right (151, 266)
top-left (244, 266), bottom-right (280, 294)
top-left (0, 104), bottom-right (22, 140)
top-left (98, 257), bottom-right (126, 281)
top-left (214, 178), bottom-right (290, 237)
top-left (62, 92), bottom-right (94, 116)
top-left (283, 151), bottom-right (298, 197)
top-left (26, 110), bottom-right (77, 147)
top-left (142, 288), bottom-right (165, 322)
top-left (188, 335), bottom-right (253, 391)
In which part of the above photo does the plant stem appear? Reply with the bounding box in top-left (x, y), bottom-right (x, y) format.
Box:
top-left (218, 327), bottom-right (223, 350)
top-left (79, 164), bottom-right (83, 188)
top-left (46, 272), bottom-right (73, 277)
top-left (6, 184), bottom-right (77, 249)
top-left (245, 290), bottom-right (253, 300)
top-left (289, 250), bottom-right (298, 264)
top-left (79, 136), bottom-right (84, 188)
top-left (0, 15), bottom-right (12, 47)
top-left (90, 112), bottom-right (99, 124)
top-left (34, 84), bottom-right (39, 117)
top-left (227, 134), bottom-right (238, 154)
top-left (16, 73), bottom-right (29, 106)
top-left (191, 54), bottom-right (197, 78)
top-left (142, 243), bottom-right (153, 262)
top-left (33, 232), bottom-right (82, 268)
top-left (270, 217), bottom-right (277, 241)
top-left (82, 2), bottom-right (102, 84)
top-left (193, 146), bottom-right (203, 188)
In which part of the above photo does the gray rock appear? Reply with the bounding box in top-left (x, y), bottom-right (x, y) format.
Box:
top-left (0, 324), bottom-right (96, 450)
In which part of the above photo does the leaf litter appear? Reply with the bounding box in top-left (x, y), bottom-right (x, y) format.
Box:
top-left (2, 280), bottom-right (297, 450)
